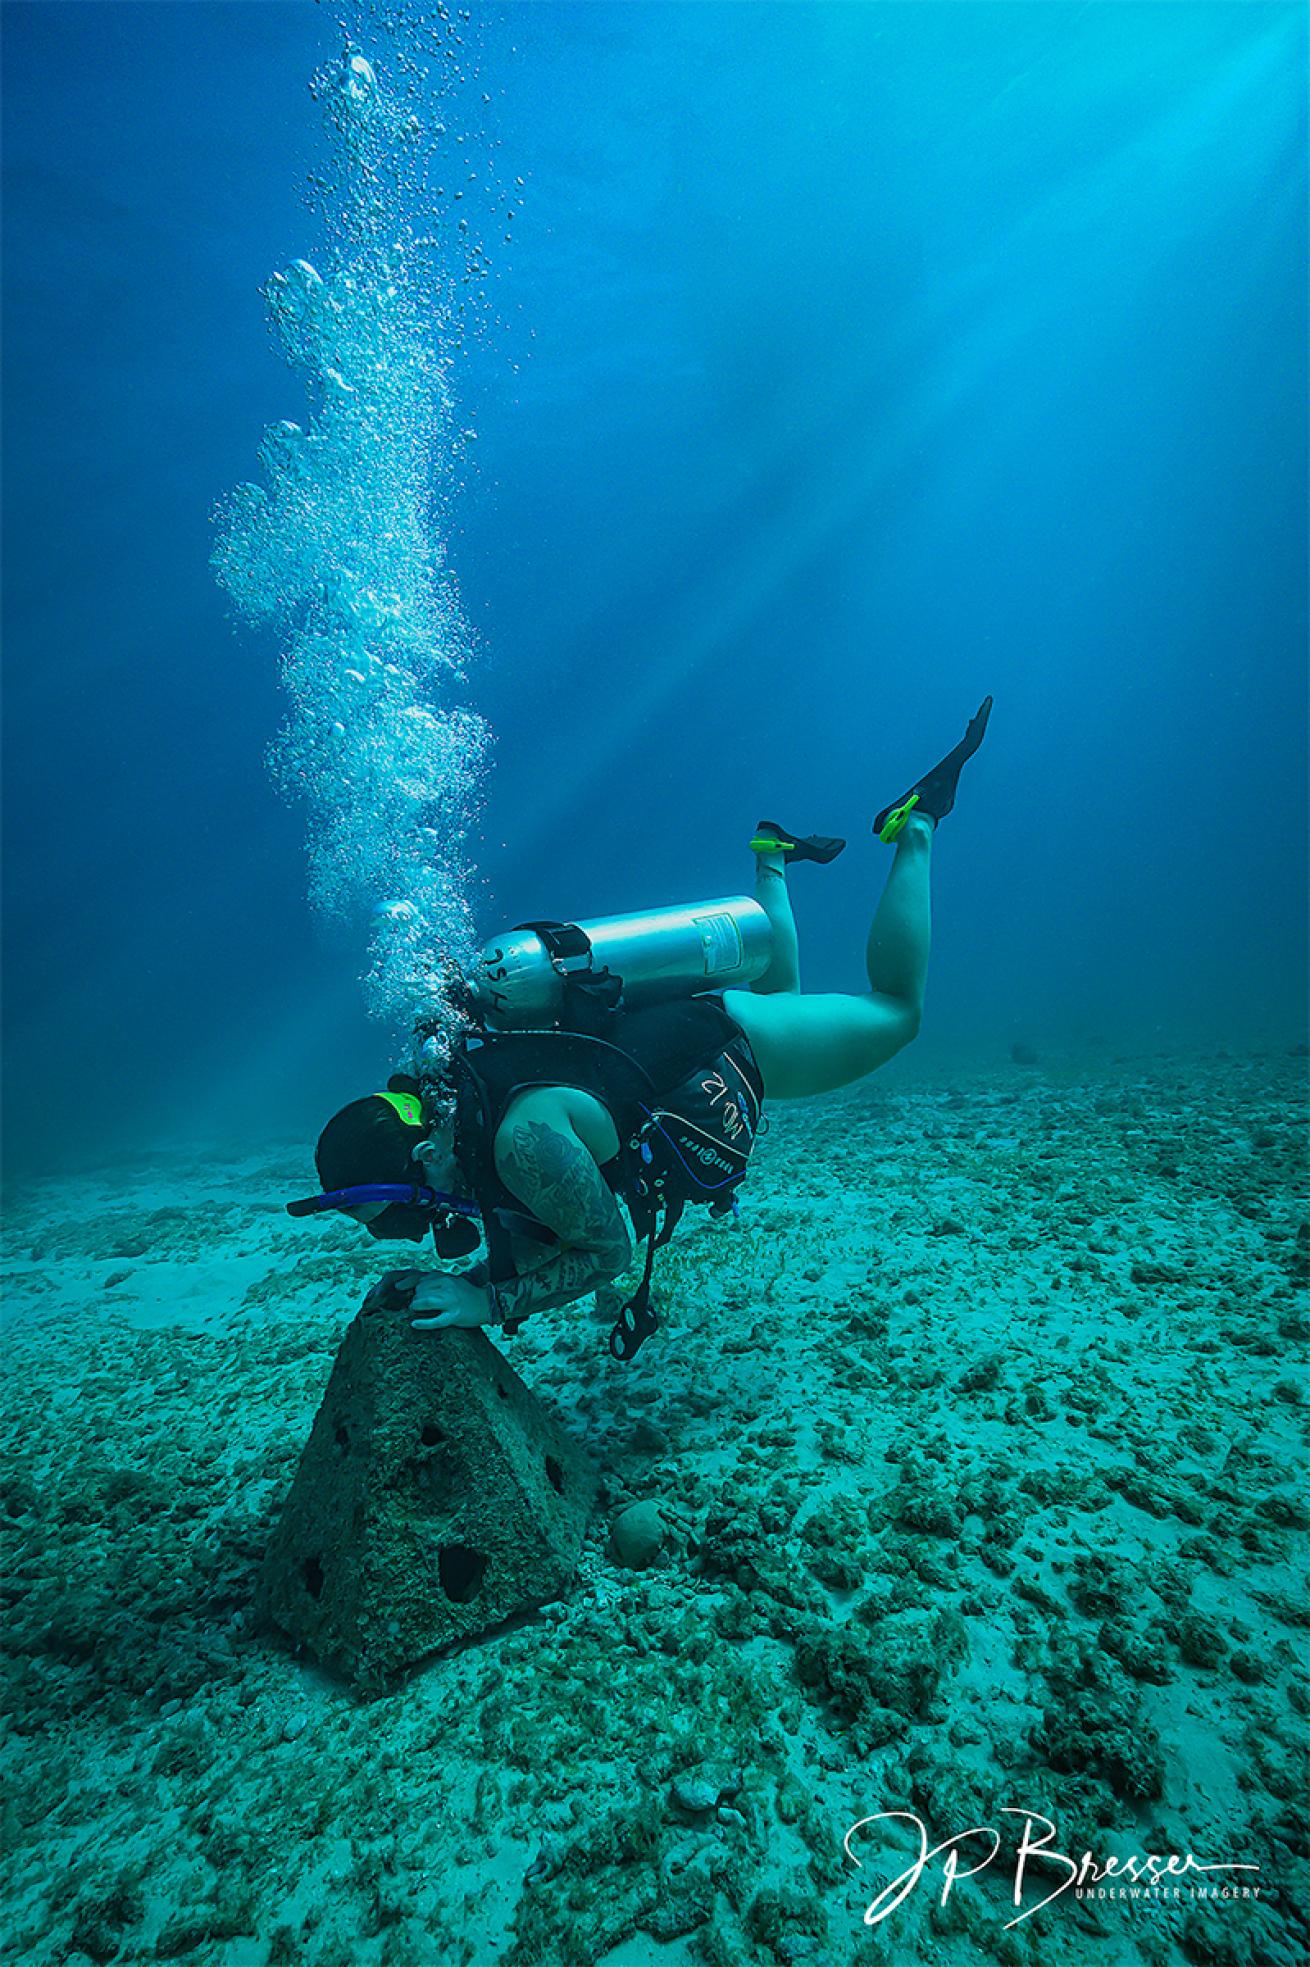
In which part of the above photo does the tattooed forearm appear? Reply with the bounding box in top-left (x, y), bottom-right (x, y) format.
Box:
top-left (492, 1118), bottom-right (633, 1317)
top-left (492, 1247), bottom-right (620, 1323)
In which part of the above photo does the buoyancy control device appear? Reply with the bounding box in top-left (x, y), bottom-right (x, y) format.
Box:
top-left (448, 1005), bottom-right (764, 1364)
top-left (431, 894), bottom-right (775, 1362)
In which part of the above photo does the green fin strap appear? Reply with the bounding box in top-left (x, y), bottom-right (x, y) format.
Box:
top-left (877, 793), bottom-right (920, 845)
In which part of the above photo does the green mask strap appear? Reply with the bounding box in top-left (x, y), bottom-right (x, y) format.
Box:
top-left (376, 1090), bottom-right (424, 1127)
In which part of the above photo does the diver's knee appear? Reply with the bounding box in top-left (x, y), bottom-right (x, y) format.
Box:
top-left (893, 1014), bottom-right (924, 1062)
top-left (887, 1001), bottom-right (922, 1053)
top-left (860, 994), bottom-right (920, 1069)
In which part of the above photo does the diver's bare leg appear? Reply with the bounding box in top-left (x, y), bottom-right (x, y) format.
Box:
top-left (723, 814), bottom-right (934, 1099)
top-left (866, 812), bottom-right (932, 1003)
top-left (750, 849), bottom-right (802, 994)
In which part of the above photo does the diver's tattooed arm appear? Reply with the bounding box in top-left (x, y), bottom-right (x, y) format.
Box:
top-left (491, 1117), bottom-right (633, 1320)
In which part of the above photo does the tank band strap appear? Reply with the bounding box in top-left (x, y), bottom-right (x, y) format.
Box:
top-left (515, 919), bottom-right (594, 967)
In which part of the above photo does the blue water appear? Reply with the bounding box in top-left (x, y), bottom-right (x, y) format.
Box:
top-left (3, 0), bottom-right (1306, 1173)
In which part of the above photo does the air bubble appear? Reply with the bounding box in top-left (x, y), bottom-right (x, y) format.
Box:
top-left (212, 22), bottom-right (495, 1046)
top-left (346, 55), bottom-right (377, 100)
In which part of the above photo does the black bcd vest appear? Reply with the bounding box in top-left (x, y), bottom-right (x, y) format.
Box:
top-left (447, 994), bottom-right (764, 1361)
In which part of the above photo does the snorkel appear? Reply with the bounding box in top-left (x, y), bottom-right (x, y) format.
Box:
top-left (285, 1182), bottom-right (478, 1218)
top-left (286, 1181), bottom-right (482, 1252)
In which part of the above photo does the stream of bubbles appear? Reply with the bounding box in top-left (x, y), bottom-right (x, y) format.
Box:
top-left (212, 16), bottom-right (503, 1076)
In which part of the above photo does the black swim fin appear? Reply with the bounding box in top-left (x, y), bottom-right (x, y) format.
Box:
top-left (873, 697), bottom-right (993, 843)
top-left (750, 820), bottom-right (846, 865)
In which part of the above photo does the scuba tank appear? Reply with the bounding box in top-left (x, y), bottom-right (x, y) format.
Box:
top-left (469, 895), bottom-right (772, 1030)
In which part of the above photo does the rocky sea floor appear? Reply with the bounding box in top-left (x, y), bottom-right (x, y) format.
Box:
top-left (2, 1046), bottom-right (1306, 1967)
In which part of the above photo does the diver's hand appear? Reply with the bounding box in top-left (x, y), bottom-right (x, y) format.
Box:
top-left (365, 1269), bottom-right (424, 1312)
top-left (410, 1271), bottom-right (497, 1331)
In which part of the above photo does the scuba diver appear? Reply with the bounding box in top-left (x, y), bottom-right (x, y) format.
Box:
top-left (288, 699), bottom-right (992, 1361)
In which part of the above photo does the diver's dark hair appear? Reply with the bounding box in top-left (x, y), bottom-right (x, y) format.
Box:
top-left (314, 1075), bottom-right (424, 1192)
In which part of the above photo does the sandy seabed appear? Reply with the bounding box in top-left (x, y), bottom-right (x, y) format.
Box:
top-left (2, 1046), bottom-right (1306, 1967)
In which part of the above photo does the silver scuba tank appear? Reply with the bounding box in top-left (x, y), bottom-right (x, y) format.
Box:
top-left (469, 895), bottom-right (772, 1029)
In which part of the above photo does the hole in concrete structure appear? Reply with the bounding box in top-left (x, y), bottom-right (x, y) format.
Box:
top-left (495, 1383), bottom-right (509, 1400)
top-left (334, 1424), bottom-right (350, 1451)
top-left (545, 1456), bottom-right (564, 1495)
top-left (420, 1423), bottom-right (445, 1447)
top-left (438, 1544), bottom-right (487, 1603)
top-left (303, 1555), bottom-right (325, 1600)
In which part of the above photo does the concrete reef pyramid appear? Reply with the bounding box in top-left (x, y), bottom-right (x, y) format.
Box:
top-left (259, 1282), bottom-right (597, 1692)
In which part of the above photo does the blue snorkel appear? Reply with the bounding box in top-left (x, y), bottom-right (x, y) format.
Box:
top-left (287, 1181), bottom-right (482, 1253)
top-left (286, 1183), bottom-right (479, 1219)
